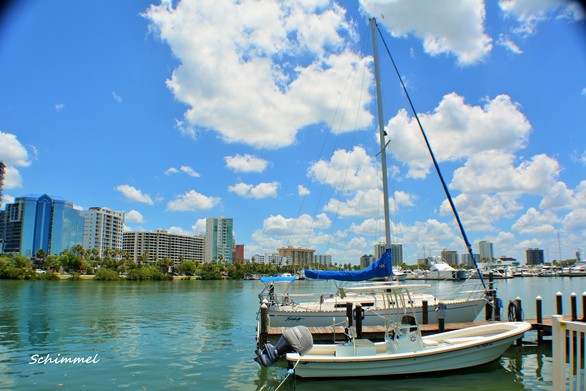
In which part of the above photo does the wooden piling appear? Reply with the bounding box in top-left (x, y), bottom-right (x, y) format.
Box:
top-left (514, 297), bottom-right (523, 346)
top-left (438, 302), bottom-right (446, 333)
top-left (355, 303), bottom-right (363, 339)
top-left (259, 303), bottom-right (269, 348)
top-left (582, 292), bottom-right (586, 322)
top-left (422, 300), bottom-right (428, 324)
top-left (345, 302), bottom-right (353, 341)
top-left (570, 292), bottom-right (577, 321)
top-left (536, 295), bottom-right (543, 343)
top-left (485, 272), bottom-right (494, 321)
top-left (556, 292), bottom-right (563, 315)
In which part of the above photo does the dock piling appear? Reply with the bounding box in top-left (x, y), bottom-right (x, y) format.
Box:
top-left (582, 292), bottom-right (586, 322)
top-left (536, 295), bottom-right (543, 343)
top-left (354, 303), bottom-right (363, 339)
top-left (422, 300), bottom-right (428, 324)
top-left (570, 292), bottom-right (577, 321)
top-left (259, 303), bottom-right (269, 349)
top-left (556, 292), bottom-right (563, 315)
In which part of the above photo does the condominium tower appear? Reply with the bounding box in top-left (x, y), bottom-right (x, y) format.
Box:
top-left (479, 241), bottom-right (494, 261)
top-left (205, 217), bottom-right (234, 263)
top-left (123, 229), bottom-right (204, 264)
top-left (82, 207), bottom-right (125, 257)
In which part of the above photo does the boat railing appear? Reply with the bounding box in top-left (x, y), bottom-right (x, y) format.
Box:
top-left (552, 315), bottom-right (586, 390)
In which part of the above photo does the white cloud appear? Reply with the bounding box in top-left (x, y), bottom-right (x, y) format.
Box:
top-left (166, 189), bottom-right (220, 211)
top-left (192, 218), bottom-right (207, 235)
top-left (125, 210), bottom-right (144, 224)
top-left (180, 165), bottom-right (200, 177)
top-left (360, 0), bottom-right (493, 65)
top-left (298, 185), bottom-right (310, 196)
top-left (165, 167), bottom-right (179, 175)
top-left (440, 193), bottom-right (522, 231)
top-left (228, 181), bottom-right (279, 199)
top-left (308, 146), bottom-right (379, 191)
top-left (55, 103), bottom-right (65, 111)
top-left (497, 33), bottom-right (523, 53)
top-left (112, 91), bottom-right (123, 103)
top-left (144, 0), bottom-right (373, 149)
top-left (512, 207), bottom-right (560, 234)
top-left (225, 154), bottom-right (268, 173)
top-left (499, 0), bottom-right (583, 36)
top-left (116, 185), bottom-right (155, 205)
top-left (451, 151), bottom-right (561, 195)
top-left (388, 93), bottom-right (532, 179)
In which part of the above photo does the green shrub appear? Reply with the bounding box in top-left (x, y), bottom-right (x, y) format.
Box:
top-left (94, 268), bottom-right (120, 281)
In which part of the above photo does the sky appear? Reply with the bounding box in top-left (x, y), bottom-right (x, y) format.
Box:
top-left (0, 0), bottom-right (585, 265)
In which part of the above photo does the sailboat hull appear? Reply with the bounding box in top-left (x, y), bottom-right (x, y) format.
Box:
top-left (267, 297), bottom-right (486, 327)
top-left (286, 322), bottom-right (530, 378)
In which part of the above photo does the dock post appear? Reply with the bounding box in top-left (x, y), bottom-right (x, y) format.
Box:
top-left (345, 302), bottom-right (353, 341)
top-left (582, 292), bottom-right (586, 321)
top-left (556, 292), bottom-right (563, 315)
top-left (514, 297), bottom-right (523, 346)
top-left (536, 296), bottom-right (543, 343)
top-left (259, 303), bottom-right (269, 349)
top-left (494, 294), bottom-right (501, 321)
top-left (354, 303), bottom-right (363, 339)
top-left (485, 272), bottom-right (494, 321)
top-left (422, 300), bottom-right (428, 324)
top-left (438, 302), bottom-right (446, 333)
top-left (570, 292), bottom-right (577, 321)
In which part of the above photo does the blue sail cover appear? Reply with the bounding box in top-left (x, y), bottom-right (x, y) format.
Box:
top-left (304, 249), bottom-right (393, 281)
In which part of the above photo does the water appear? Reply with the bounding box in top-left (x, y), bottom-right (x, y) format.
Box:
top-left (0, 277), bottom-right (584, 390)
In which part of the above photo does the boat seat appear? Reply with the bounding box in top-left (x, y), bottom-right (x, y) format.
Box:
top-left (443, 336), bottom-right (486, 345)
top-left (422, 339), bottom-right (440, 347)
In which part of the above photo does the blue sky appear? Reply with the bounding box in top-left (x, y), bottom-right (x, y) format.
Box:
top-left (1, 0), bottom-right (585, 265)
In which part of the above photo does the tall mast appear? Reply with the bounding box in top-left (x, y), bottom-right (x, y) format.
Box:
top-left (370, 18), bottom-right (392, 252)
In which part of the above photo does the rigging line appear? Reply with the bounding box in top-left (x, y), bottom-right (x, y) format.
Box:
top-left (374, 23), bottom-right (487, 292)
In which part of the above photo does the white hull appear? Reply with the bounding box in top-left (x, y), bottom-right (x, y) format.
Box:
top-left (266, 296), bottom-right (486, 327)
top-left (286, 322), bottom-right (530, 378)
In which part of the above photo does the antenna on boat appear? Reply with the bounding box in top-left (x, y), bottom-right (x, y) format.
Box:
top-left (370, 18), bottom-right (488, 292)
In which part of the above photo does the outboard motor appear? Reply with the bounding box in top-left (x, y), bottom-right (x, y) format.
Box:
top-left (255, 326), bottom-right (313, 366)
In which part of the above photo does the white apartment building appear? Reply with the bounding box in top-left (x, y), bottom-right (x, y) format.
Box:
top-left (123, 229), bottom-right (204, 264)
top-left (252, 253), bottom-right (292, 265)
top-left (83, 207), bottom-right (125, 257)
top-left (205, 217), bottom-right (233, 263)
top-left (479, 241), bottom-right (494, 261)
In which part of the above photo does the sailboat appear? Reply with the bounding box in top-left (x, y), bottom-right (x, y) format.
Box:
top-left (255, 18), bottom-right (530, 378)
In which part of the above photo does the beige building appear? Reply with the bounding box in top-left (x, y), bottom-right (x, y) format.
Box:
top-left (278, 246), bottom-right (315, 267)
top-left (123, 229), bottom-right (204, 264)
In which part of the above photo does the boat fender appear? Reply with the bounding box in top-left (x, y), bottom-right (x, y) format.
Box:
top-left (255, 326), bottom-right (313, 367)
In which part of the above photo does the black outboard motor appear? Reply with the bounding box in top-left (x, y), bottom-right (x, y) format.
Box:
top-left (255, 326), bottom-right (313, 366)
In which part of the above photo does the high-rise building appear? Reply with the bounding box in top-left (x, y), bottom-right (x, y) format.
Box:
top-left (375, 242), bottom-right (403, 266)
top-left (123, 229), bottom-right (204, 264)
top-left (526, 248), bottom-right (545, 265)
top-left (83, 207), bottom-right (125, 257)
top-left (313, 254), bottom-right (332, 266)
top-left (360, 254), bottom-right (375, 268)
top-left (1, 194), bottom-right (84, 256)
top-left (461, 253), bottom-right (480, 267)
top-left (0, 161), bottom-right (5, 206)
top-left (278, 246), bottom-right (315, 267)
top-left (479, 241), bottom-right (494, 261)
top-left (205, 217), bottom-right (234, 263)
top-left (233, 244), bottom-right (244, 263)
top-left (440, 248), bottom-right (458, 266)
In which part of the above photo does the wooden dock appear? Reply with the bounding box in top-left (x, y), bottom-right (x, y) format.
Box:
top-left (263, 317), bottom-right (573, 344)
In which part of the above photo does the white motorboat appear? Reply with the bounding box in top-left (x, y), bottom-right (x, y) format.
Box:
top-left (256, 283), bottom-right (530, 378)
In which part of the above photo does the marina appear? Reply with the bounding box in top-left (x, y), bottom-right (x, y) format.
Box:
top-left (0, 277), bottom-right (584, 390)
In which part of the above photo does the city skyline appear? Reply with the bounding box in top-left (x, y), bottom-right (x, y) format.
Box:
top-left (1, 1), bottom-right (585, 265)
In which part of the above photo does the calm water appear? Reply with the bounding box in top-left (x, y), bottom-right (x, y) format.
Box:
top-left (0, 277), bottom-right (584, 390)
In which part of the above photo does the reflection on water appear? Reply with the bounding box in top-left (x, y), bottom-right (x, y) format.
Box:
top-left (0, 279), bottom-right (574, 390)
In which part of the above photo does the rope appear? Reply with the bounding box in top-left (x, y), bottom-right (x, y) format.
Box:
top-left (275, 356), bottom-right (302, 390)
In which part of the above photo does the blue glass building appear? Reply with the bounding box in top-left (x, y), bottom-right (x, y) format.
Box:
top-left (1, 194), bottom-right (84, 256)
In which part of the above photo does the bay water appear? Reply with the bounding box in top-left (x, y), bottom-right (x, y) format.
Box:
top-left (0, 277), bottom-right (584, 390)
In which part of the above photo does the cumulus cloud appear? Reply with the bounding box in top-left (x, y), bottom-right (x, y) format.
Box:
top-left (225, 154), bottom-right (268, 173)
top-left (166, 189), bottom-right (220, 211)
top-left (298, 185), bottom-right (310, 196)
top-left (360, 0), bottom-right (493, 65)
top-left (116, 185), bottom-right (154, 205)
top-left (228, 181), bottom-right (279, 199)
top-left (125, 210), bottom-right (144, 224)
top-left (308, 146), bottom-right (379, 191)
top-left (143, 0), bottom-right (373, 149)
top-left (112, 91), bottom-right (122, 103)
top-left (0, 132), bottom-right (32, 189)
top-left (499, 0), bottom-right (583, 36)
top-left (512, 207), bottom-right (560, 234)
top-left (388, 93), bottom-right (532, 179)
